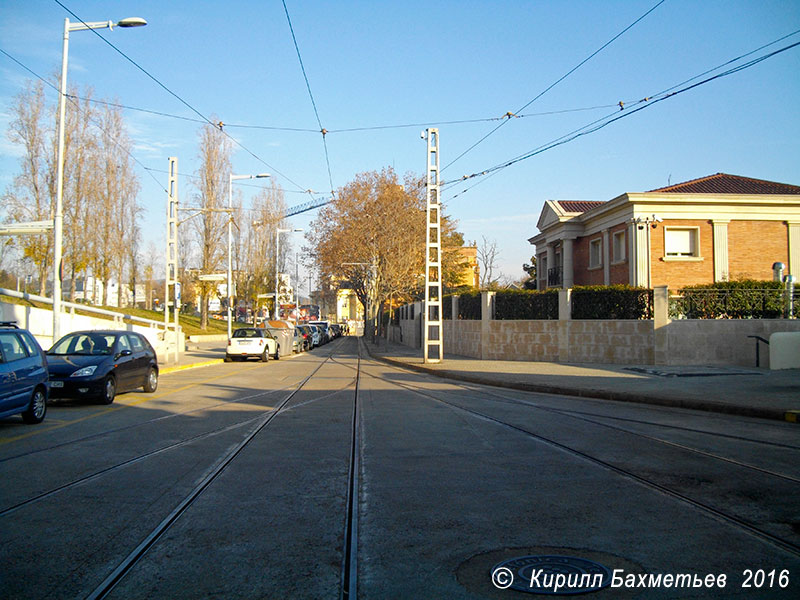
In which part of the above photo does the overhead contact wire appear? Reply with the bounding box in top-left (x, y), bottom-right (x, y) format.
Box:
top-left (282, 0), bottom-right (336, 195)
top-left (442, 0), bottom-right (667, 173)
top-left (51, 0), bottom-right (312, 195)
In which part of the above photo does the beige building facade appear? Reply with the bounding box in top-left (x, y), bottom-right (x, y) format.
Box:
top-left (529, 173), bottom-right (800, 290)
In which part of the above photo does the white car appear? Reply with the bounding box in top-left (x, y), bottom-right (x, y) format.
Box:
top-left (225, 328), bottom-right (279, 362)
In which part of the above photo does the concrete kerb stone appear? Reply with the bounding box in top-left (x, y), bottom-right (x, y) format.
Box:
top-left (363, 346), bottom-right (794, 424)
top-left (160, 359), bottom-right (224, 375)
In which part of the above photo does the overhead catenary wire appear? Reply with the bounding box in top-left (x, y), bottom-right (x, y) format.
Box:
top-left (51, 0), bottom-right (312, 195)
top-left (445, 38), bottom-right (800, 197)
top-left (282, 0), bottom-right (335, 195)
top-left (442, 0), bottom-right (667, 173)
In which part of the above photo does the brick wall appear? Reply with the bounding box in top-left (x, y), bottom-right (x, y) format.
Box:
top-left (573, 235), bottom-right (605, 285)
top-left (650, 219), bottom-right (715, 289)
top-left (609, 224), bottom-right (630, 284)
top-left (728, 221), bottom-right (788, 280)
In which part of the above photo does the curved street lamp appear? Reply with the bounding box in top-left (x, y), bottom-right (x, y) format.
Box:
top-left (53, 16), bottom-right (147, 342)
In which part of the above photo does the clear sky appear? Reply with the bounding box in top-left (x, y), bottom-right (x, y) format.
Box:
top-left (2, 0), bottom-right (799, 291)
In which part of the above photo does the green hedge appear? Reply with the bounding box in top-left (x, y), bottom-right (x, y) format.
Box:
top-left (571, 285), bottom-right (653, 320)
top-left (457, 291), bottom-right (481, 320)
top-left (494, 289), bottom-right (559, 320)
top-left (675, 280), bottom-right (786, 319)
top-left (442, 296), bottom-right (452, 320)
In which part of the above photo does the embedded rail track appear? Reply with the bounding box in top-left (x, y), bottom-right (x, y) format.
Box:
top-left (355, 354), bottom-right (800, 559)
top-left (2, 336), bottom-right (798, 598)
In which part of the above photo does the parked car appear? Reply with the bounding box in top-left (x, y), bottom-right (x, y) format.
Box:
top-left (295, 325), bottom-right (313, 351)
top-left (0, 321), bottom-right (48, 424)
top-left (225, 328), bottom-right (278, 362)
top-left (47, 330), bottom-right (159, 405)
top-left (307, 325), bottom-right (322, 348)
top-left (291, 328), bottom-right (304, 353)
top-left (309, 321), bottom-right (331, 344)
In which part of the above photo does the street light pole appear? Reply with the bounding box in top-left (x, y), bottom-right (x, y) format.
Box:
top-left (275, 228), bottom-right (302, 320)
top-left (228, 173), bottom-right (269, 338)
top-left (52, 16), bottom-right (146, 343)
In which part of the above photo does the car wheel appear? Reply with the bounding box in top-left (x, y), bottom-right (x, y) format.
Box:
top-left (224, 355), bottom-right (232, 362)
top-left (143, 367), bottom-right (158, 393)
top-left (22, 387), bottom-right (47, 424)
top-left (260, 348), bottom-right (269, 362)
top-left (99, 375), bottom-right (116, 405)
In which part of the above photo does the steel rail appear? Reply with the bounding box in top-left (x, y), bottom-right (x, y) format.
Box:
top-left (85, 353), bottom-right (336, 600)
top-left (356, 358), bottom-right (800, 558)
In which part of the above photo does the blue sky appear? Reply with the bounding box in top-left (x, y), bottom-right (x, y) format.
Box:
top-left (2, 0), bottom-right (799, 288)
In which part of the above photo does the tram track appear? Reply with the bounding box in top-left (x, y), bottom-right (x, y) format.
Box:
top-left (80, 338), bottom-right (364, 600)
top-left (355, 352), bottom-right (800, 559)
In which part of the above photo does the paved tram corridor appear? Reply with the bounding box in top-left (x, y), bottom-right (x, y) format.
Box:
top-left (1, 336), bottom-right (799, 598)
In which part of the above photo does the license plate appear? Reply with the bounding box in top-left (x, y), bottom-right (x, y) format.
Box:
top-left (51, 381), bottom-right (64, 388)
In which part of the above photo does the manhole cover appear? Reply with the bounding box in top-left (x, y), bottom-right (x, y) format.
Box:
top-left (492, 555), bottom-right (611, 595)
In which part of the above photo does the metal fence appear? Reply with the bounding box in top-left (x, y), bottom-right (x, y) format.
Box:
top-left (669, 288), bottom-right (796, 319)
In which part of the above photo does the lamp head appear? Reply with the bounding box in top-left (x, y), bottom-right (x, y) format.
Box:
top-left (117, 17), bottom-right (147, 28)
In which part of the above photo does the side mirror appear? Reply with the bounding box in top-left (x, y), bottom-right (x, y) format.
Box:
top-left (116, 349), bottom-right (133, 359)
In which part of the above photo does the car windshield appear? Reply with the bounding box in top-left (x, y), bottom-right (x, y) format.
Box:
top-left (49, 333), bottom-right (116, 356)
top-left (232, 328), bottom-right (265, 339)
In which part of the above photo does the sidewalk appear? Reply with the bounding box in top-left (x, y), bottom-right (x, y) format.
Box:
top-left (158, 337), bottom-right (800, 424)
top-left (363, 338), bottom-right (800, 424)
top-left (159, 341), bottom-right (226, 374)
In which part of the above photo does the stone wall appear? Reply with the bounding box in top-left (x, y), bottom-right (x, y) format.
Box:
top-left (389, 288), bottom-right (800, 368)
top-left (664, 319), bottom-right (800, 368)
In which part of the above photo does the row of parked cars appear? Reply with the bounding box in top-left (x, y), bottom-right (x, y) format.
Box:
top-left (1, 321), bottom-right (159, 425)
top-left (224, 320), bottom-right (344, 362)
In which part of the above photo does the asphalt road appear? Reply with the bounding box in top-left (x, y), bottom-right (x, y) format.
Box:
top-left (1, 336), bottom-right (799, 599)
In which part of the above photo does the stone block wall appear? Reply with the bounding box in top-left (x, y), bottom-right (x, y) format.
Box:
top-left (389, 289), bottom-right (800, 368)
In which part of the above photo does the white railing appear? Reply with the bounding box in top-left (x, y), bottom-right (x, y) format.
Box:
top-left (0, 287), bottom-right (182, 362)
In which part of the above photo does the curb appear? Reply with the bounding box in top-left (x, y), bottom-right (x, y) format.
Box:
top-left (366, 351), bottom-right (796, 424)
top-left (160, 359), bottom-right (224, 374)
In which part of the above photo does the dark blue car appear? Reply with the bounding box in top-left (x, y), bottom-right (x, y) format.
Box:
top-left (47, 330), bottom-right (159, 405)
top-left (0, 321), bottom-right (48, 424)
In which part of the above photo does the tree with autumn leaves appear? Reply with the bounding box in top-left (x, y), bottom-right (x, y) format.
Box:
top-left (306, 168), bottom-right (467, 332)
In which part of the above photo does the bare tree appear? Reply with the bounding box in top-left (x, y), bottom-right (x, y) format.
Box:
top-left (192, 121), bottom-right (232, 329)
top-left (477, 235), bottom-right (500, 289)
top-left (63, 87), bottom-right (99, 301)
top-left (2, 81), bottom-right (53, 295)
top-left (237, 182), bottom-right (286, 320)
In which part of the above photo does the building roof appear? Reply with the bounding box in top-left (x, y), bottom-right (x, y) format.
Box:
top-left (648, 173), bottom-right (800, 195)
top-left (554, 200), bottom-right (606, 213)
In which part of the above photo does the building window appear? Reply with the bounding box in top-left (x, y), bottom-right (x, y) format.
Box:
top-left (612, 230), bottom-right (626, 263)
top-left (589, 238), bottom-right (602, 269)
top-left (664, 227), bottom-right (700, 257)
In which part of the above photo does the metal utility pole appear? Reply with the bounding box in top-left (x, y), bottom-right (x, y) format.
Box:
top-left (423, 128), bottom-right (443, 363)
top-left (165, 157), bottom-right (180, 363)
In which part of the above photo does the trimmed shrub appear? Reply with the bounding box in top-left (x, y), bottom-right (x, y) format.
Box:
top-left (494, 289), bottom-right (559, 320)
top-left (675, 280), bottom-right (785, 319)
top-left (457, 291), bottom-right (481, 320)
top-left (571, 285), bottom-right (653, 320)
top-left (442, 295), bottom-right (452, 320)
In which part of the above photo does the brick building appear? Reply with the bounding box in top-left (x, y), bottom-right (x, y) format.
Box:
top-left (528, 173), bottom-right (800, 290)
